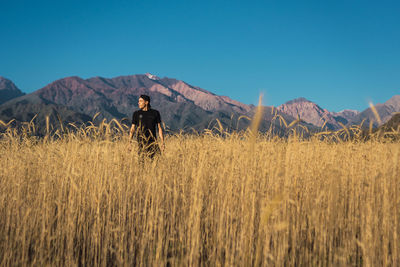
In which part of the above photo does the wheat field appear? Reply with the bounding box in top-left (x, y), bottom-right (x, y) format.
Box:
top-left (0, 115), bottom-right (399, 266)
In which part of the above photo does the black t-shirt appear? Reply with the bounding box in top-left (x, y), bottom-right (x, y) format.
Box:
top-left (132, 109), bottom-right (161, 141)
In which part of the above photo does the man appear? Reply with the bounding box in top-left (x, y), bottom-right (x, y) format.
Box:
top-left (129, 95), bottom-right (165, 159)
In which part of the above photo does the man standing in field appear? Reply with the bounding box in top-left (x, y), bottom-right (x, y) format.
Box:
top-left (129, 95), bottom-right (164, 159)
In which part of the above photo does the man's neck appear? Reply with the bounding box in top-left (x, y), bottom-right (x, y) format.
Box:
top-left (141, 106), bottom-right (149, 111)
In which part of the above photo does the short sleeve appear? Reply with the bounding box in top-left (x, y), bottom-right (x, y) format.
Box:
top-left (132, 111), bottom-right (138, 125)
top-left (156, 110), bottom-right (161, 124)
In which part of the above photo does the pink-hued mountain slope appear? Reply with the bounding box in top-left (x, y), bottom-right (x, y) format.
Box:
top-left (276, 97), bottom-right (359, 130)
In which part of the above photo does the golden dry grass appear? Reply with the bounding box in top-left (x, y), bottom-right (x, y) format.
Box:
top-left (0, 117), bottom-right (399, 266)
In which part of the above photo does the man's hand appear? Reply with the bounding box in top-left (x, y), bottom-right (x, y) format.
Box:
top-left (128, 138), bottom-right (135, 152)
top-left (160, 142), bottom-right (165, 152)
top-left (157, 123), bottom-right (165, 152)
top-left (128, 141), bottom-right (133, 152)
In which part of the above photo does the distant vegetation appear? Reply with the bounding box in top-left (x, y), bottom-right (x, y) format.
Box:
top-left (0, 106), bottom-right (399, 266)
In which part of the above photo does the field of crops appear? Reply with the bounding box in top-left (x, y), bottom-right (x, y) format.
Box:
top-left (0, 112), bottom-right (399, 266)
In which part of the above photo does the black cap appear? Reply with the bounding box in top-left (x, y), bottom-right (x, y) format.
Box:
top-left (140, 94), bottom-right (150, 103)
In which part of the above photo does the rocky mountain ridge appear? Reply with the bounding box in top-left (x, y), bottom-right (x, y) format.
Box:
top-left (277, 98), bottom-right (360, 130)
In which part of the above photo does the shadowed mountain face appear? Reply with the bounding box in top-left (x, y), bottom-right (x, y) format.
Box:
top-left (349, 95), bottom-right (400, 128)
top-left (379, 113), bottom-right (400, 131)
top-left (0, 94), bottom-right (92, 134)
top-left (0, 76), bottom-right (25, 105)
top-left (358, 112), bottom-right (400, 141)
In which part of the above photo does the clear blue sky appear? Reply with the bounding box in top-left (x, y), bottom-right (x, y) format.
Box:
top-left (1, 0), bottom-right (399, 112)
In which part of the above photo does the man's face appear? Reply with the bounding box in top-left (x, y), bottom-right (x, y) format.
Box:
top-left (138, 98), bottom-right (148, 109)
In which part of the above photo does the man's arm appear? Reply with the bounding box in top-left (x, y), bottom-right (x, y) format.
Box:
top-left (158, 123), bottom-right (165, 150)
top-left (129, 124), bottom-right (136, 140)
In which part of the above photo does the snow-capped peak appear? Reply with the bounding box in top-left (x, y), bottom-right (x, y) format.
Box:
top-left (145, 73), bottom-right (160, 80)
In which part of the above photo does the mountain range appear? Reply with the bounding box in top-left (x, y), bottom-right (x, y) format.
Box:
top-left (0, 74), bottom-right (399, 133)
top-left (0, 74), bottom-right (269, 134)
top-left (277, 96), bottom-right (400, 129)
